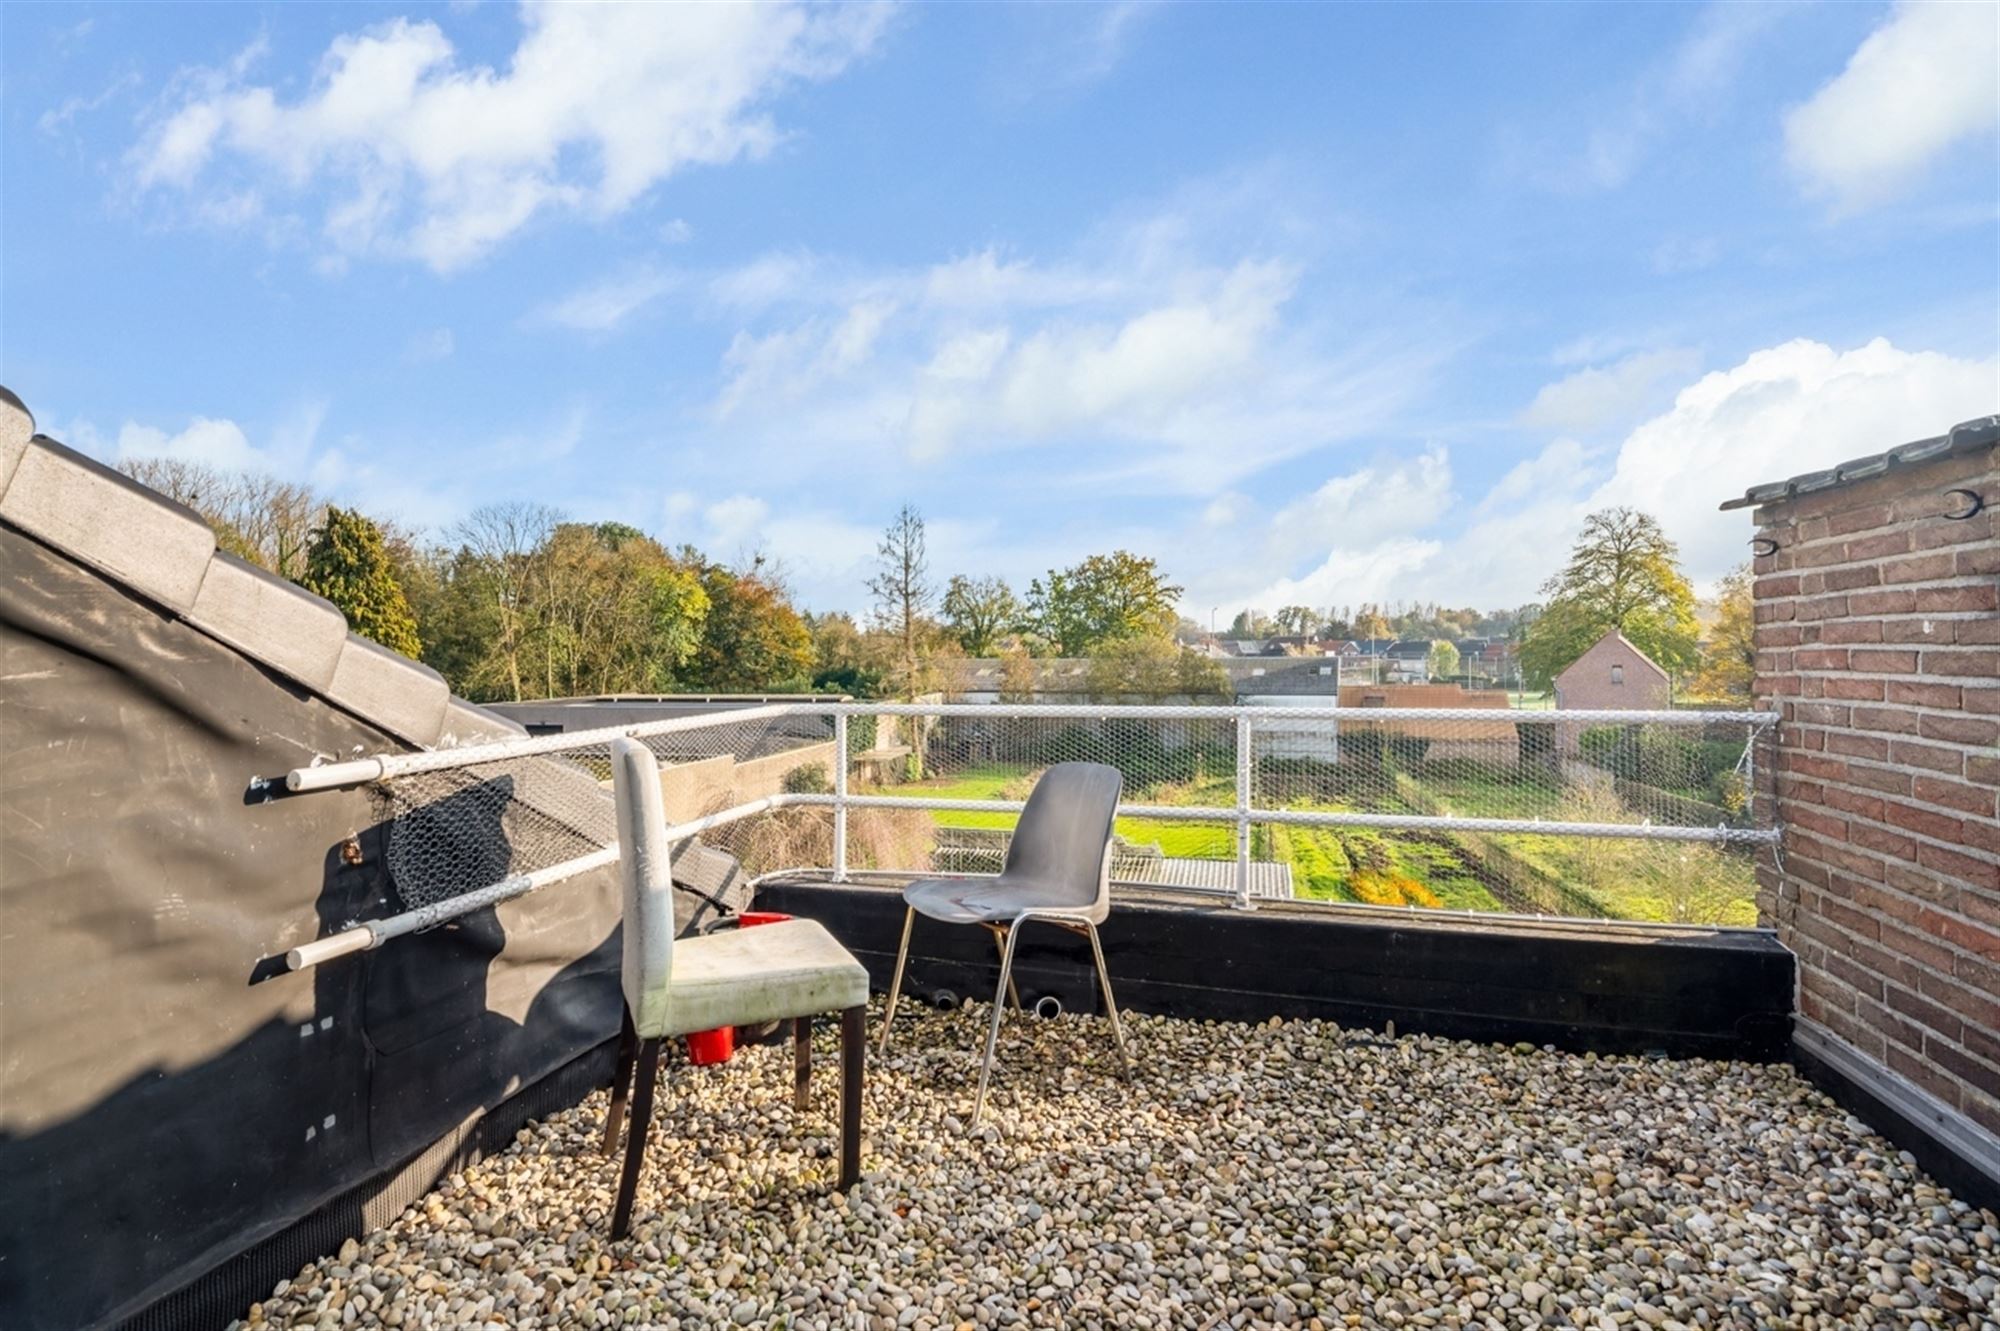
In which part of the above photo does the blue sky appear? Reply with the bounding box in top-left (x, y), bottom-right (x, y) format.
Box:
top-left (4, 1), bottom-right (1995, 619)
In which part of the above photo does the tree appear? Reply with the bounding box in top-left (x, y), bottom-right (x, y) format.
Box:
top-left (1025, 551), bottom-right (1180, 655)
top-left (683, 561), bottom-right (815, 693)
top-left (808, 611), bottom-right (888, 698)
top-left (1085, 636), bottom-right (1230, 700)
top-left (866, 503), bottom-right (933, 699)
top-left (299, 507), bottom-right (423, 658)
top-left (449, 502), bottom-right (560, 701)
top-left (998, 648), bottom-right (1039, 703)
top-left (1274, 605), bottom-right (1318, 637)
top-left (1353, 605), bottom-right (1392, 640)
top-left (529, 523), bottom-right (707, 697)
top-left (1428, 640), bottom-right (1460, 680)
top-left (1519, 507), bottom-right (1700, 690)
top-left (1691, 564), bottom-right (1755, 702)
top-left (941, 574), bottom-right (1020, 656)
top-left (121, 458), bottom-right (325, 578)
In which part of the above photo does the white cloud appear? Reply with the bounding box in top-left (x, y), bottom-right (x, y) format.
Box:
top-left (1522, 348), bottom-right (1701, 434)
top-left (703, 494), bottom-right (771, 549)
top-left (128, 3), bottom-right (891, 271)
top-left (1588, 336), bottom-right (1998, 583)
top-left (38, 72), bottom-right (142, 138)
top-left (1785, 1), bottom-right (2000, 212)
top-left (538, 266), bottom-right (680, 332)
top-left (1201, 336), bottom-right (1994, 618)
top-left (696, 231), bottom-right (1439, 492)
top-left (717, 298), bottom-right (897, 415)
top-left (104, 401), bottom-right (329, 476)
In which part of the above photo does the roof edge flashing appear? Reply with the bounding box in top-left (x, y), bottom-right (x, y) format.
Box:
top-left (1720, 414), bottom-right (1999, 511)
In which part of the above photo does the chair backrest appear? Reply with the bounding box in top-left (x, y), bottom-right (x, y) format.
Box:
top-left (1001, 761), bottom-right (1123, 909)
top-left (611, 737), bottom-right (675, 1038)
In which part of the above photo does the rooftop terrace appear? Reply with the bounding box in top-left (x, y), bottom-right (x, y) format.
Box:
top-left (234, 1002), bottom-right (1998, 1331)
top-left (3, 389), bottom-right (1995, 1331)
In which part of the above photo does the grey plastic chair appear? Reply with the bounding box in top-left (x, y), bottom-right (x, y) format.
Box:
top-left (877, 761), bottom-right (1131, 1124)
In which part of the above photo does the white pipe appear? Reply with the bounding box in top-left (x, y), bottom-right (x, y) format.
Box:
top-left (1234, 715), bottom-right (1254, 911)
top-left (287, 757), bottom-right (386, 792)
top-left (282, 701), bottom-right (808, 791)
top-left (832, 712), bottom-right (849, 883)
top-left (284, 701), bottom-right (1778, 794)
top-left (282, 789), bottom-right (802, 972)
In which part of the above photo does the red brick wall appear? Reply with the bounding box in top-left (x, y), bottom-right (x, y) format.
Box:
top-left (1749, 444), bottom-right (1999, 1136)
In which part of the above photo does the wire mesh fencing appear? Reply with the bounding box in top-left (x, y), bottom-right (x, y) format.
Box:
top-left (290, 699), bottom-right (1779, 959)
top-left (819, 703), bottom-right (1775, 923)
top-left (374, 708), bottom-right (837, 911)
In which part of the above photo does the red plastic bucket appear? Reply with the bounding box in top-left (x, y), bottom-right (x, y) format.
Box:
top-left (684, 911), bottom-right (794, 1064)
top-left (685, 1025), bottom-right (734, 1065)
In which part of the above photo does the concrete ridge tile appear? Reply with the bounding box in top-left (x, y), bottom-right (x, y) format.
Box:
top-left (0, 435), bottom-right (216, 612)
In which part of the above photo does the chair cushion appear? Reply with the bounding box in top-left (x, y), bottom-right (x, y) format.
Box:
top-left (650, 919), bottom-right (870, 1038)
top-left (903, 875), bottom-right (1108, 926)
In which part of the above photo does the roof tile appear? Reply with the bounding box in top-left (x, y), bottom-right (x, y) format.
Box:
top-left (188, 552), bottom-right (348, 692)
top-left (0, 436), bottom-right (215, 612)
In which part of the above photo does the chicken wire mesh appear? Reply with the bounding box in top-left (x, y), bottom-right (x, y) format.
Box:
top-left (376, 710), bottom-right (837, 909)
top-left (830, 705), bottom-right (1773, 920)
top-left (363, 702), bottom-right (1776, 927)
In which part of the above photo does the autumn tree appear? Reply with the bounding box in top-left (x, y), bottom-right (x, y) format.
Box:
top-left (1026, 551), bottom-right (1180, 655)
top-left (1691, 564), bottom-right (1755, 702)
top-left (683, 560), bottom-right (815, 693)
top-left (1085, 636), bottom-right (1231, 701)
top-left (1519, 507), bottom-right (1699, 690)
top-left (807, 611), bottom-right (888, 698)
top-left (1353, 605), bottom-right (1393, 640)
top-left (867, 504), bottom-right (933, 699)
top-left (529, 523), bottom-right (708, 697)
top-left (1428, 640), bottom-right (1460, 680)
top-left (941, 574), bottom-right (1020, 656)
top-left (299, 506), bottom-right (423, 658)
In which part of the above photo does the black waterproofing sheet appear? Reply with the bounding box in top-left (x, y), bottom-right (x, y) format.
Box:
top-left (0, 527), bottom-right (625, 1330)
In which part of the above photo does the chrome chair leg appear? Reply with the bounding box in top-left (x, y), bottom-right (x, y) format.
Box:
top-left (971, 920), bottom-right (1024, 1127)
top-left (877, 906), bottom-right (916, 1054)
top-left (990, 925), bottom-right (1023, 1009)
top-left (1084, 921), bottom-right (1131, 1076)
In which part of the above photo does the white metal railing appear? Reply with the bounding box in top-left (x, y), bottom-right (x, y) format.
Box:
top-left (277, 700), bottom-right (1779, 968)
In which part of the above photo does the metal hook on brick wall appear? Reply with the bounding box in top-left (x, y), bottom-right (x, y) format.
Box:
top-left (1749, 536), bottom-right (1779, 557)
top-left (1943, 488), bottom-right (1985, 520)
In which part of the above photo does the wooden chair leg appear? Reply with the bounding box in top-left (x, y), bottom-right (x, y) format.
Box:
top-left (610, 1037), bottom-right (661, 1240)
top-left (838, 1005), bottom-right (864, 1191)
top-left (793, 1017), bottom-right (812, 1112)
top-left (602, 1008), bottom-right (637, 1157)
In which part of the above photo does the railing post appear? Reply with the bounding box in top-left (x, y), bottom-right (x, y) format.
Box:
top-left (832, 712), bottom-right (849, 882)
top-left (1234, 710), bottom-right (1254, 910)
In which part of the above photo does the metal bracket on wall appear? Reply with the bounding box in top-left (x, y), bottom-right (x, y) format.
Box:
top-left (1749, 536), bottom-right (1780, 557)
top-left (1943, 488), bottom-right (1985, 520)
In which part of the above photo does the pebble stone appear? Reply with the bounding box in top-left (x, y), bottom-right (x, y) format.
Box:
top-left (231, 1002), bottom-right (2000, 1330)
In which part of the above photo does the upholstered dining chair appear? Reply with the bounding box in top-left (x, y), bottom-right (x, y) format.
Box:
top-left (602, 737), bottom-right (870, 1239)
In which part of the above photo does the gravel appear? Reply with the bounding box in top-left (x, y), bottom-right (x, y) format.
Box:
top-left (236, 1003), bottom-right (1998, 1330)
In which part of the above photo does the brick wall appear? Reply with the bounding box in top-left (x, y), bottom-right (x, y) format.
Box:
top-left (1748, 443), bottom-right (1999, 1137)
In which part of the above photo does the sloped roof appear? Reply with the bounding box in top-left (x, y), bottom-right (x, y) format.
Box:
top-left (1553, 629), bottom-right (1668, 685)
top-left (1717, 414), bottom-right (1998, 512)
top-left (0, 387), bottom-right (519, 750)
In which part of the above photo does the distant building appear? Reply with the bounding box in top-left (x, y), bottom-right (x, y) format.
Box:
top-left (1384, 640), bottom-right (1435, 682)
top-left (1553, 630), bottom-right (1670, 711)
